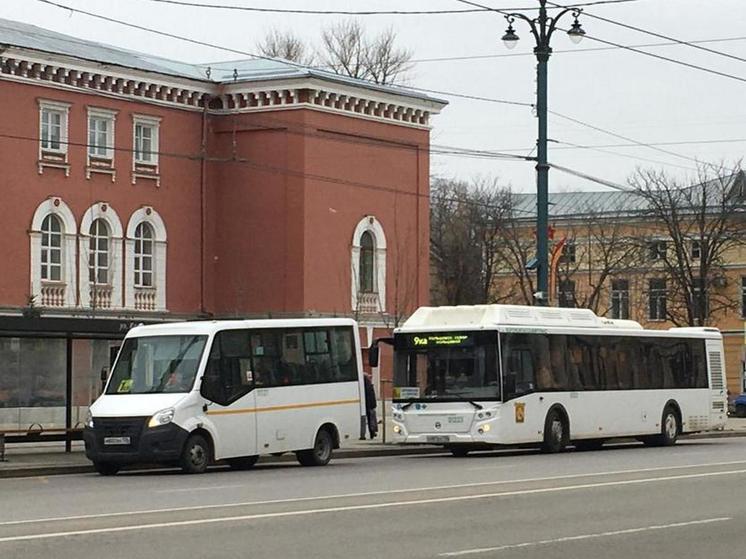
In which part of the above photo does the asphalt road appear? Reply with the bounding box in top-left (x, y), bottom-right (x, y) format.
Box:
top-left (2, 438), bottom-right (746, 559)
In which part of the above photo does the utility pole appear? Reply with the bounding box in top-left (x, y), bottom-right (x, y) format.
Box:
top-left (501, 0), bottom-right (585, 305)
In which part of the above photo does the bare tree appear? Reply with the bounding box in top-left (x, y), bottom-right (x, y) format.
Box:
top-left (320, 20), bottom-right (412, 84)
top-left (629, 164), bottom-right (746, 326)
top-left (553, 209), bottom-right (645, 314)
top-left (430, 177), bottom-right (512, 305)
top-left (256, 29), bottom-right (315, 65)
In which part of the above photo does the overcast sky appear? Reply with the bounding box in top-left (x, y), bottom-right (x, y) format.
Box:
top-left (7, 0), bottom-right (746, 192)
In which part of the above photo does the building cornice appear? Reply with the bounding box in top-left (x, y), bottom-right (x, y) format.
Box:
top-left (1, 46), bottom-right (441, 128)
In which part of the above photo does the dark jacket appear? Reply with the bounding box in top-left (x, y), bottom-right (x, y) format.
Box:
top-left (363, 375), bottom-right (377, 411)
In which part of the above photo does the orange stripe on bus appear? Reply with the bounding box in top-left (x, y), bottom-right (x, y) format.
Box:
top-left (205, 399), bottom-right (361, 416)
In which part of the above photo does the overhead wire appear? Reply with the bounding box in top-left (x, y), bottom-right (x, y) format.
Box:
top-left (31, 0), bottom-right (731, 177)
top-left (547, 1), bottom-right (746, 64)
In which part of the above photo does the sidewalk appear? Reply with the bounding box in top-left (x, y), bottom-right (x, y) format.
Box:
top-left (2, 417), bottom-right (745, 479)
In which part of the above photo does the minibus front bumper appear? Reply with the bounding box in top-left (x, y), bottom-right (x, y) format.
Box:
top-left (84, 416), bottom-right (189, 464)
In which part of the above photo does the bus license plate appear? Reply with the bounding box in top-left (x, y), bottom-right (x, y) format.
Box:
top-left (104, 437), bottom-right (131, 445)
top-left (427, 435), bottom-right (450, 443)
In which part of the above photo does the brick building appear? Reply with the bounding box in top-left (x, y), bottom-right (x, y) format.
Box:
top-left (0, 18), bottom-right (445, 438)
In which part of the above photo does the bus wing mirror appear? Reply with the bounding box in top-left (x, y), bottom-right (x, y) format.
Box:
top-left (368, 337), bottom-right (394, 368)
top-left (369, 345), bottom-right (380, 368)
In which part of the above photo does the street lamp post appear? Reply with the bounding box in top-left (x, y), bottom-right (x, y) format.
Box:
top-left (501, 1), bottom-right (585, 305)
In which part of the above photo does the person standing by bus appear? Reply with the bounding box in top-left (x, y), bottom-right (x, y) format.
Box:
top-left (363, 373), bottom-right (378, 439)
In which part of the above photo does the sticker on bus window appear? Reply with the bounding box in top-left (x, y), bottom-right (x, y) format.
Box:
top-left (514, 402), bottom-right (525, 423)
top-left (117, 379), bottom-right (133, 393)
top-left (394, 387), bottom-right (420, 399)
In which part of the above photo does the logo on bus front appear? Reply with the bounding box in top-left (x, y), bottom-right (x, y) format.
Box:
top-left (514, 402), bottom-right (526, 423)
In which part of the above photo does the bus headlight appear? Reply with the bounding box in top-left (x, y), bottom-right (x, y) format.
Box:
top-left (393, 425), bottom-right (402, 434)
top-left (393, 412), bottom-right (404, 421)
top-left (85, 411), bottom-right (94, 429)
top-left (148, 408), bottom-right (175, 428)
top-left (477, 424), bottom-right (491, 434)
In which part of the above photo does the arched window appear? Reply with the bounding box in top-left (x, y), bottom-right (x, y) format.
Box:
top-left (351, 216), bottom-right (387, 313)
top-left (41, 215), bottom-right (62, 282)
top-left (88, 219), bottom-right (110, 285)
top-left (31, 197), bottom-right (77, 307)
top-left (359, 231), bottom-right (375, 293)
top-left (125, 207), bottom-right (167, 312)
top-left (134, 222), bottom-right (154, 288)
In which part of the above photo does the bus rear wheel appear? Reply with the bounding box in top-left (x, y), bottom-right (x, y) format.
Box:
top-left (296, 429), bottom-right (333, 467)
top-left (542, 410), bottom-right (568, 453)
top-left (644, 406), bottom-right (680, 447)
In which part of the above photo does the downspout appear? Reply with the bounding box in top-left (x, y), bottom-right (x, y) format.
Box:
top-left (200, 94), bottom-right (209, 316)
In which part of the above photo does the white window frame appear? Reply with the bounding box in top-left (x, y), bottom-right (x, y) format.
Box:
top-left (351, 216), bottom-right (387, 313)
top-left (610, 279), bottom-right (630, 320)
top-left (125, 207), bottom-right (167, 311)
top-left (79, 203), bottom-right (124, 309)
top-left (30, 197), bottom-right (78, 307)
top-left (89, 218), bottom-right (111, 286)
top-left (37, 100), bottom-right (71, 175)
top-left (87, 107), bottom-right (116, 160)
top-left (134, 222), bottom-right (155, 288)
top-left (648, 278), bottom-right (667, 321)
top-left (41, 215), bottom-right (63, 282)
top-left (132, 115), bottom-right (161, 165)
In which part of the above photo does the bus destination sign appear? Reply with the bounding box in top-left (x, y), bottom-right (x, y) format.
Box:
top-left (403, 332), bottom-right (474, 348)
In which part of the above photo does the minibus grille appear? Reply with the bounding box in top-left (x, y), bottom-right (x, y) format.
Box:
top-left (95, 417), bottom-right (148, 451)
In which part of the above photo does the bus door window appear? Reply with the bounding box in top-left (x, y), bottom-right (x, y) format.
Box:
top-left (279, 330), bottom-right (305, 385)
top-left (250, 331), bottom-right (281, 387)
top-left (501, 334), bottom-right (535, 400)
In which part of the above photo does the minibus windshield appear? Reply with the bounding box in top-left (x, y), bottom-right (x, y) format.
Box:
top-left (106, 335), bottom-right (208, 395)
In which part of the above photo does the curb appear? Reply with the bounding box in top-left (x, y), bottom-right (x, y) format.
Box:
top-left (1, 431), bottom-right (744, 479)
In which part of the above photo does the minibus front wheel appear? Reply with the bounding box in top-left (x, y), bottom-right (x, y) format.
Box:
top-left (180, 433), bottom-right (211, 474)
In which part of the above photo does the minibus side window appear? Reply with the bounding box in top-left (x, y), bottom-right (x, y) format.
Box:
top-left (202, 330), bottom-right (254, 405)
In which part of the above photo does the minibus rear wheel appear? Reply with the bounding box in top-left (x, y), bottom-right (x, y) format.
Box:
top-left (296, 428), bottom-right (333, 467)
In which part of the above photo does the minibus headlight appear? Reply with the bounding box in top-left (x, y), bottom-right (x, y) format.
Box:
top-left (393, 412), bottom-right (404, 421)
top-left (85, 411), bottom-right (94, 429)
top-left (393, 425), bottom-right (402, 434)
top-left (148, 408), bottom-right (175, 428)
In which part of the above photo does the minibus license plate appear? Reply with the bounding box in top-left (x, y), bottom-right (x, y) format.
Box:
top-left (104, 437), bottom-right (130, 445)
top-left (427, 435), bottom-right (450, 443)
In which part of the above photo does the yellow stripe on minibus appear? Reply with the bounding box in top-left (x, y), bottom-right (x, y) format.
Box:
top-left (205, 398), bottom-right (361, 416)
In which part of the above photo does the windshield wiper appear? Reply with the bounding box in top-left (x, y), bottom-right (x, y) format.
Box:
top-left (401, 402), bottom-right (415, 410)
top-left (466, 400), bottom-right (483, 410)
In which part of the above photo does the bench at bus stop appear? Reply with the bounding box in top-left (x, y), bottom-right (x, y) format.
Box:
top-left (0, 428), bottom-right (84, 461)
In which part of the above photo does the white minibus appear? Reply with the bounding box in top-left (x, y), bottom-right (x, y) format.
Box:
top-left (84, 319), bottom-right (365, 474)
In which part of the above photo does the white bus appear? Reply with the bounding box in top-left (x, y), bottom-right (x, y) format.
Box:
top-left (373, 305), bottom-right (727, 456)
top-left (84, 318), bottom-right (366, 474)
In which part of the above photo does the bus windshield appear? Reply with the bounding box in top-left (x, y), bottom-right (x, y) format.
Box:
top-left (106, 335), bottom-right (208, 395)
top-left (393, 331), bottom-right (499, 401)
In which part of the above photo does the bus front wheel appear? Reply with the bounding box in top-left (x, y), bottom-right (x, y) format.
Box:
top-left (542, 410), bottom-right (568, 453)
top-left (296, 429), bottom-right (333, 467)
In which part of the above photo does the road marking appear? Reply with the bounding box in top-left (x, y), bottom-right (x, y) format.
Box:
top-left (438, 517), bottom-right (732, 556)
top-left (155, 484), bottom-right (246, 494)
top-left (0, 470), bottom-right (744, 543)
top-left (2, 458), bottom-right (746, 527)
